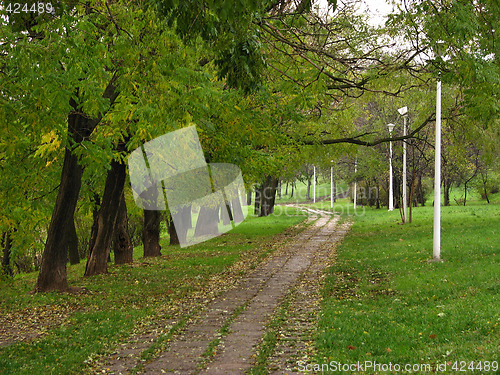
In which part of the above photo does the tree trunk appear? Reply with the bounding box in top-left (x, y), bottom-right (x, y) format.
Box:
top-left (1, 232), bottom-right (13, 277)
top-left (36, 147), bottom-right (83, 292)
top-left (463, 168), bottom-right (478, 206)
top-left (246, 190), bottom-right (252, 206)
top-left (114, 191), bottom-right (133, 265)
top-left (143, 210), bottom-right (162, 257)
top-left (167, 213), bottom-right (180, 246)
top-left (85, 157), bottom-right (127, 276)
top-left (481, 173), bottom-right (490, 203)
top-left (259, 175), bottom-right (278, 217)
top-left (87, 193), bottom-right (100, 260)
top-left (417, 175), bottom-right (425, 206)
top-left (443, 179), bottom-right (451, 207)
top-left (277, 179), bottom-right (282, 199)
top-left (67, 218), bottom-right (80, 265)
top-left (306, 178), bottom-right (311, 200)
top-left (408, 173), bottom-right (418, 224)
top-left (463, 182), bottom-right (468, 206)
top-left (393, 174), bottom-right (400, 209)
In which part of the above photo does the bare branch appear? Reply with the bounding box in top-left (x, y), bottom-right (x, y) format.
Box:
top-left (302, 113), bottom-right (436, 147)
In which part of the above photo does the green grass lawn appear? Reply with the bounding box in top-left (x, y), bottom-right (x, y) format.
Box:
top-left (0, 207), bottom-right (306, 375)
top-left (1, 194), bottom-right (498, 374)
top-left (313, 198), bottom-right (499, 374)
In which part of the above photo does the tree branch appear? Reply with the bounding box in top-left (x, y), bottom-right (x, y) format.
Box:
top-left (302, 113), bottom-right (436, 147)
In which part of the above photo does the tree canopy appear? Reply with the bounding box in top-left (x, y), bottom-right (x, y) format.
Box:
top-left (0, 0), bottom-right (498, 290)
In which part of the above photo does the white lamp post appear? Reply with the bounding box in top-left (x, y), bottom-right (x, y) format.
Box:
top-left (387, 123), bottom-right (395, 211)
top-left (398, 106), bottom-right (408, 223)
top-left (433, 41), bottom-right (445, 261)
top-left (330, 160), bottom-right (334, 209)
top-left (313, 165), bottom-right (316, 203)
top-left (353, 158), bottom-right (357, 210)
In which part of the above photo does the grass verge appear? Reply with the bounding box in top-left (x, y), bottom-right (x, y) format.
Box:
top-left (315, 202), bottom-right (499, 373)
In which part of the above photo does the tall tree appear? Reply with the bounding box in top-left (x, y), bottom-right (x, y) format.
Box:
top-left (2, 1), bottom-right (206, 290)
top-left (85, 149), bottom-right (128, 276)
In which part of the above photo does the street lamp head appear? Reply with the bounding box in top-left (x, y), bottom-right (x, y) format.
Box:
top-left (387, 123), bottom-right (395, 133)
top-left (397, 106), bottom-right (408, 116)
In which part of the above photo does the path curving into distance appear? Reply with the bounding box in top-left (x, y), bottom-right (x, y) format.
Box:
top-left (98, 206), bottom-right (351, 374)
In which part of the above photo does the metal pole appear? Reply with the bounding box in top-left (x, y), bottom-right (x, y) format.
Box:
top-left (313, 166), bottom-right (316, 203)
top-left (433, 79), bottom-right (442, 260)
top-left (330, 165), bottom-right (333, 209)
top-left (402, 116), bottom-right (407, 223)
top-left (353, 158), bottom-right (357, 210)
top-left (389, 131), bottom-right (394, 211)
